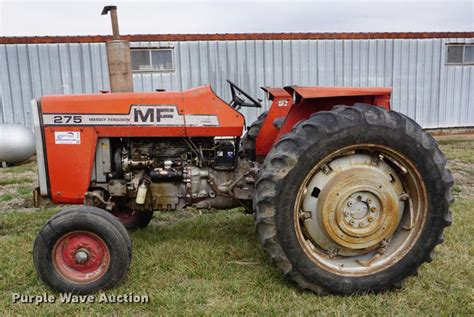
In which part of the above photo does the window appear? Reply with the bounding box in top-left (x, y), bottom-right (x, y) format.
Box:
top-left (131, 48), bottom-right (174, 72)
top-left (446, 44), bottom-right (474, 65)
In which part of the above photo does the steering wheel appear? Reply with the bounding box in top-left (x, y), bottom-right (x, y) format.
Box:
top-left (227, 80), bottom-right (261, 109)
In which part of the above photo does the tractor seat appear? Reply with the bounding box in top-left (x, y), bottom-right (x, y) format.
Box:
top-left (273, 117), bottom-right (285, 130)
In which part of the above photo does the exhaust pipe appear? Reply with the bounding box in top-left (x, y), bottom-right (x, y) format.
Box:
top-left (101, 5), bottom-right (133, 93)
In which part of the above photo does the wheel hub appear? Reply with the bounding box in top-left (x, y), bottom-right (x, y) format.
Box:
top-left (301, 154), bottom-right (405, 254)
top-left (53, 231), bottom-right (110, 283)
top-left (75, 248), bottom-right (90, 264)
top-left (343, 191), bottom-right (380, 225)
top-left (318, 168), bottom-right (400, 250)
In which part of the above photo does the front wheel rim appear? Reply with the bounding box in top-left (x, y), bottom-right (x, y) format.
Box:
top-left (52, 231), bottom-right (110, 283)
top-left (294, 144), bottom-right (427, 277)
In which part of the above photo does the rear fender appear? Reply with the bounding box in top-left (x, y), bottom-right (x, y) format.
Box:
top-left (255, 88), bottom-right (293, 156)
top-left (255, 86), bottom-right (391, 157)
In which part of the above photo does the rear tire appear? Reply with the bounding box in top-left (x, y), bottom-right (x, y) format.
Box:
top-left (110, 201), bottom-right (153, 230)
top-left (241, 111), bottom-right (267, 161)
top-left (254, 104), bottom-right (453, 294)
top-left (33, 206), bottom-right (132, 294)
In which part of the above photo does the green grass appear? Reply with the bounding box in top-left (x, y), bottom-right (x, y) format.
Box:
top-left (5, 160), bottom-right (37, 174)
top-left (0, 136), bottom-right (472, 315)
top-left (0, 177), bottom-right (34, 186)
top-left (0, 194), bottom-right (13, 202)
top-left (17, 187), bottom-right (32, 196)
top-left (437, 139), bottom-right (474, 164)
top-left (0, 201), bottom-right (472, 315)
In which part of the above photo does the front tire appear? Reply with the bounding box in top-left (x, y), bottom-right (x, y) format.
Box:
top-left (33, 206), bottom-right (132, 294)
top-left (254, 104), bottom-right (453, 294)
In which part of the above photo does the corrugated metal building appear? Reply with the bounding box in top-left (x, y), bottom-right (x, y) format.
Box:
top-left (1, 32), bottom-right (473, 129)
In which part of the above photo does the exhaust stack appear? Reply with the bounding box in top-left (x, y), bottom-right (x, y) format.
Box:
top-left (101, 5), bottom-right (133, 92)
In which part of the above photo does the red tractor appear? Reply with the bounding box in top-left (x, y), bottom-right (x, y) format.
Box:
top-left (32, 80), bottom-right (452, 295)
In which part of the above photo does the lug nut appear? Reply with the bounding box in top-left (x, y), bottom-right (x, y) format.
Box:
top-left (368, 216), bottom-right (374, 222)
top-left (371, 207), bottom-right (377, 212)
top-left (344, 211), bottom-right (350, 217)
top-left (347, 201), bottom-right (353, 207)
top-left (349, 220), bottom-right (355, 226)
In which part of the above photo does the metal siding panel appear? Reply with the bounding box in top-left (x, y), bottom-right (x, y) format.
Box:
top-left (299, 40), bottom-right (310, 86)
top-left (375, 40), bottom-right (385, 87)
top-left (255, 40), bottom-right (270, 112)
top-left (368, 40), bottom-right (377, 87)
top-left (0, 45), bottom-right (9, 123)
top-left (0, 90), bottom-right (3, 124)
top-left (291, 40), bottom-right (300, 85)
top-left (460, 63), bottom-right (470, 126)
top-left (383, 40), bottom-right (394, 88)
top-left (359, 40), bottom-right (369, 87)
top-left (49, 44), bottom-right (63, 94)
top-left (27, 45), bottom-right (42, 99)
top-left (400, 40), bottom-right (411, 115)
top-left (352, 40), bottom-right (361, 86)
top-left (391, 40), bottom-right (402, 113)
top-left (99, 44), bottom-right (110, 90)
top-left (6, 45), bottom-right (24, 124)
top-left (272, 41), bottom-right (283, 87)
top-left (421, 40), bottom-right (434, 128)
top-left (90, 43), bottom-right (105, 90)
top-left (17, 45), bottom-right (33, 125)
top-left (263, 41), bottom-right (274, 88)
top-left (308, 40), bottom-right (317, 85)
top-left (317, 41), bottom-right (325, 85)
top-left (1, 39), bottom-right (473, 129)
top-left (334, 40), bottom-right (344, 86)
top-left (58, 44), bottom-right (72, 94)
top-left (343, 40), bottom-right (352, 86)
top-left (407, 40), bottom-right (418, 120)
top-left (199, 41), bottom-right (209, 86)
top-left (81, 44), bottom-right (93, 93)
top-left (282, 40), bottom-right (292, 86)
top-left (326, 40), bottom-right (336, 85)
top-left (469, 66), bottom-right (474, 125)
top-left (217, 41), bottom-right (229, 101)
top-left (428, 39), bottom-right (442, 128)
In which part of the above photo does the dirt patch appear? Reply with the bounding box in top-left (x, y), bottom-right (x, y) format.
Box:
top-left (447, 159), bottom-right (474, 200)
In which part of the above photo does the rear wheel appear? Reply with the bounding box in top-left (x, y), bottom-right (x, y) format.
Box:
top-left (33, 206), bottom-right (132, 294)
top-left (241, 111), bottom-right (267, 161)
top-left (254, 104), bottom-right (453, 294)
top-left (110, 200), bottom-right (153, 230)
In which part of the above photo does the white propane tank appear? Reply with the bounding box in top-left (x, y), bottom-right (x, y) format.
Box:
top-left (135, 182), bottom-right (148, 205)
top-left (0, 124), bottom-right (36, 164)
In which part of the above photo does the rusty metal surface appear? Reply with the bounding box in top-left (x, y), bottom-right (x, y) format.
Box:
top-left (105, 40), bottom-right (133, 92)
top-left (294, 144), bottom-right (427, 276)
top-left (0, 32), bottom-right (473, 44)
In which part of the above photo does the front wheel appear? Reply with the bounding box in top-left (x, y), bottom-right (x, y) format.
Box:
top-left (33, 206), bottom-right (132, 294)
top-left (254, 104), bottom-right (453, 294)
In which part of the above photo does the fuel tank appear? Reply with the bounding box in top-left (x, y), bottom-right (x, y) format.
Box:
top-left (0, 124), bottom-right (36, 164)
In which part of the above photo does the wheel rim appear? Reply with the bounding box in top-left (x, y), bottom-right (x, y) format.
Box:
top-left (52, 231), bottom-right (110, 283)
top-left (294, 144), bottom-right (427, 276)
top-left (110, 207), bottom-right (138, 225)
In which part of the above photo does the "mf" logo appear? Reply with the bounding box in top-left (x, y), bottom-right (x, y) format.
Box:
top-left (132, 106), bottom-right (176, 123)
